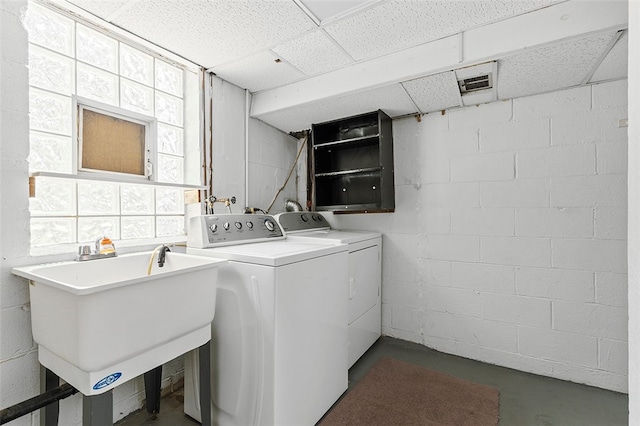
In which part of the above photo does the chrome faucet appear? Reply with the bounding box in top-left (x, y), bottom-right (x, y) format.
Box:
top-left (75, 237), bottom-right (118, 261)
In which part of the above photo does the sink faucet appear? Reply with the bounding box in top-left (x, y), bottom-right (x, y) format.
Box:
top-left (158, 245), bottom-right (171, 268)
top-left (76, 237), bottom-right (117, 262)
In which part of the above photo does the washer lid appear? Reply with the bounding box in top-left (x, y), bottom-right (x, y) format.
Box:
top-left (188, 241), bottom-right (348, 267)
top-left (285, 229), bottom-right (381, 245)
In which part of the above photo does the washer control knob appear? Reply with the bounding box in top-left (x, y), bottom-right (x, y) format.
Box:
top-left (235, 221), bottom-right (242, 229)
top-left (246, 221), bottom-right (254, 229)
top-left (301, 214), bottom-right (308, 222)
top-left (223, 222), bottom-right (230, 231)
top-left (209, 223), bottom-right (218, 233)
top-left (264, 219), bottom-right (275, 232)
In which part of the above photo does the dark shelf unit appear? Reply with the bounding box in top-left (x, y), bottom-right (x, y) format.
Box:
top-left (312, 110), bottom-right (395, 212)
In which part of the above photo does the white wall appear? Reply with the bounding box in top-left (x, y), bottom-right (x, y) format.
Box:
top-left (627, 0), bottom-right (639, 422)
top-left (0, 27), bottom-right (297, 426)
top-left (211, 76), bottom-right (299, 214)
top-left (330, 80), bottom-right (629, 392)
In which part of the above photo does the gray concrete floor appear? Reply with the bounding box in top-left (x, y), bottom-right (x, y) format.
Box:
top-left (117, 336), bottom-right (628, 425)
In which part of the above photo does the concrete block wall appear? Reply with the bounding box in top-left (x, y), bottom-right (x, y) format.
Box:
top-left (330, 80), bottom-right (628, 392)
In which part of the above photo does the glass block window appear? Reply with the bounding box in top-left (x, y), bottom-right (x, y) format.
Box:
top-left (24, 3), bottom-right (195, 249)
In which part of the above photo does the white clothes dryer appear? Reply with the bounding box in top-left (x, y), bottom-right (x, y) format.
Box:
top-left (183, 214), bottom-right (348, 426)
top-left (274, 212), bottom-right (381, 368)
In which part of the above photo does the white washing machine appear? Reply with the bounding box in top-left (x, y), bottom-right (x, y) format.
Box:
top-left (183, 214), bottom-right (349, 426)
top-left (274, 212), bottom-right (381, 368)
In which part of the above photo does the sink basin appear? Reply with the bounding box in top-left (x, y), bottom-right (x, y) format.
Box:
top-left (12, 251), bottom-right (226, 395)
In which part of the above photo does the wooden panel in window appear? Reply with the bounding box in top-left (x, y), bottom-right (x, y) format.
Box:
top-left (81, 109), bottom-right (145, 175)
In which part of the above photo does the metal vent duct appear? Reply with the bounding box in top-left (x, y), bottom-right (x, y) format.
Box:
top-left (458, 74), bottom-right (493, 93)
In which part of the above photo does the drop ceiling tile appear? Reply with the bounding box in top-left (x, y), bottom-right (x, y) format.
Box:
top-left (590, 31), bottom-right (628, 83)
top-left (272, 30), bottom-right (353, 76)
top-left (498, 32), bottom-right (618, 100)
top-left (109, 0), bottom-right (317, 68)
top-left (402, 72), bottom-right (462, 113)
top-left (212, 51), bottom-right (305, 93)
top-left (298, 0), bottom-right (374, 23)
top-left (68, 0), bottom-right (131, 18)
top-left (324, 0), bottom-right (559, 61)
top-left (254, 83), bottom-right (417, 133)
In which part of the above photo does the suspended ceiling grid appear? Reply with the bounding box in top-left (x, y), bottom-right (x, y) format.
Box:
top-left (58, 0), bottom-right (628, 133)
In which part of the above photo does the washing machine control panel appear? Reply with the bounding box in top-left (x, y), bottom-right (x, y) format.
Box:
top-left (274, 212), bottom-right (330, 233)
top-left (188, 214), bottom-right (284, 248)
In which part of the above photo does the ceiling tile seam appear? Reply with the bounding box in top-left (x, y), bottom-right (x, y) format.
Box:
top-left (320, 28), bottom-right (357, 63)
top-left (449, 70), bottom-right (464, 108)
top-left (267, 49), bottom-right (309, 78)
top-left (292, 0), bottom-right (321, 26)
top-left (103, 0), bottom-right (139, 23)
top-left (398, 82), bottom-right (424, 116)
top-left (206, 27), bottom-right (334, 72)
top-left (313, 0), bottom-right (389, 28)
top-left (582, 30), bottom-right (625, 85)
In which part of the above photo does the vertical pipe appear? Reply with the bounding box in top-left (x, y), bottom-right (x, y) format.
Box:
top-left (245, 89), bottom-right (250, 207)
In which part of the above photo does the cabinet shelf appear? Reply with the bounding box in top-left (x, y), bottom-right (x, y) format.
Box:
top-left (313, 134), bottom-right (380, 149)
top-left (311, 110), bottom-right (394, 213)
top-left (315, 167), bottom-right (381, 178)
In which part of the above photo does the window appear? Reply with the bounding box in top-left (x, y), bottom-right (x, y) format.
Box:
top-left (23, 2), bottom-right (201, 252)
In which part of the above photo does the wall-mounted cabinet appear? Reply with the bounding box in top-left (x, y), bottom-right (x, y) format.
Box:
top-left (312, 110), bottom-right (394, 212)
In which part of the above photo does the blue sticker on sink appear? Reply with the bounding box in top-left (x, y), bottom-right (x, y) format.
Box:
top-left (93, 372), bottom-right (122, 390)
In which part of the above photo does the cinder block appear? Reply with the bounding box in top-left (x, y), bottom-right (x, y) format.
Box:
top-left (441, 127), bottom-right (479, 156)
top-left (481, 236), bottom-right (551, 267)
top-left (450, 261), bottom-right (515, 294)
top-left (448, 100), bottom-right (512, 130)
top-left (422, 234), bottom-right (480, 262)
top-left (518, 326), bottom-right (598, 368)
top-left (552, 238), bottom-right (627, 273)
top-left (515, 267), bottom-right (595, 302)
top-left (422, 311), bottom-right (517, 352)
top-left (423, 182), bottom-right (479, 209)
top-left (592, 79), bottom-right (628, 110)
top-left (594, 206), bottom-right (627, 240)
top-left (390, 305), bottom-right (421, 332)
top-left (552, 106), bottom-right (628, 146)
top-left (480, 178), bottom-right (549, 208)
top-left (421, 208), bottom-right (450, 234)
top-left (513, 86), bottom-right (591, 120)
top-left (451, 208), bottom-right (514, 236)
top-left (595, 272), bottom-right (627, 307)
top-left (424, 285), bottom-right (482, 317)
top-left (383, 280), bottom-right (421, 309)
top-left (550, 174), bottom-right (627, 207)
top-left (451, 151), bottom-right (515, 182)
top-left (596, 141), bottom-right (628, 174)
top-left (517, 144), bottom-right (596, 178)
top-left (599, 338), bottom-right (628, 375)
top-left (515, 207), bottom-right (594, 238)
top-left (418, 259), bottom-right (451, 287)
top-left (0, 351), bottom-right (39, 410)
top-left (481, 293), bottom-right (551, 328)
top-left (553, 300), bottom-right (627, 340)
top-left (0, 306), bottom-right (35, 360)
top-left (480, 118), bottom-right (550, 153)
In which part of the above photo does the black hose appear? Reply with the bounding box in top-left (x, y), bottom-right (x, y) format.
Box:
top-left (0, 383), bottom-right (78, 424)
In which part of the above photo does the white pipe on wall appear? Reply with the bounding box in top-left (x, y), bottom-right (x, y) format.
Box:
top-left (245, 89), bottom-right (250, 207)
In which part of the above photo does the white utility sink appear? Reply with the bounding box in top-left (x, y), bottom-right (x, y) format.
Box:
top-left (12, 252), bottom-right (226, 395)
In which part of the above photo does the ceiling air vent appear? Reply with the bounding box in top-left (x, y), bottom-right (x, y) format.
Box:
top-left (454, 61), bottom-right (498, 106)
top-left (458, 74), bottom-right (492, 94)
